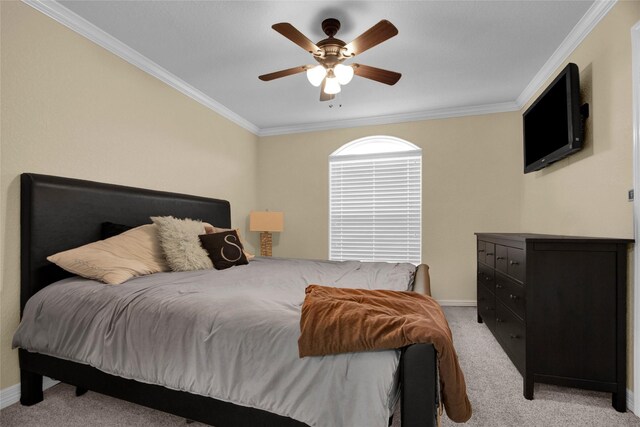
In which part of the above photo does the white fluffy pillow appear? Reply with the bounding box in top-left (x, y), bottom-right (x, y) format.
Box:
top-left (151, 216), bottom-right (213, 271)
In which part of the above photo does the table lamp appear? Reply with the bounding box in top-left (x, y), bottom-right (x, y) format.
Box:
top-left (249, 211), bottom-right (284, 256)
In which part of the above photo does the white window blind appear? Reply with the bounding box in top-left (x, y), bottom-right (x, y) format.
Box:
top-left (329, 149), bottom-right (422, 265)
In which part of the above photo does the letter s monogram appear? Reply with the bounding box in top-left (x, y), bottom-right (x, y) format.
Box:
top-left (220, 235), bottom-right (242, 262)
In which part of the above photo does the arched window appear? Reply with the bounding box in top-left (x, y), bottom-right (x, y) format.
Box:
top-left (329, 136), bottom-right (422, 264)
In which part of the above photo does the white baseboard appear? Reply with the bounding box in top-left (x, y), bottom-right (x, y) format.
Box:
top-left (0, 377), bottom-right (59, 410)
top-left (437, 300), bottom-right (477, 307)
top-left (628, 388), bottom-right (635, 414)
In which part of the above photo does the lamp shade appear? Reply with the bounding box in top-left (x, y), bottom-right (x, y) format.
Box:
top-left (334, 64), bottom-right (354, 85)
top-left (306, 65), bottom-right (327, 87)
top-left (249, 211), bottom-right (284, 232)
top-left (323, 77), bottom-right (341, 95)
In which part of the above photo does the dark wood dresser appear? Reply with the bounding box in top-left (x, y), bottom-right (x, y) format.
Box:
top-left (475, 233), bottom-right (632, 411)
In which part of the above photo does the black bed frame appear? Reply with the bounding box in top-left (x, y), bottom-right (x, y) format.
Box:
top-left (18, 173), bottom-right (438, 427)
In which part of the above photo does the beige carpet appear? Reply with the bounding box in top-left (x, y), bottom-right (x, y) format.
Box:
top-left (433, 307), bottom-right (639, 427)
top-left (2, 307), bottom-right (639, 426)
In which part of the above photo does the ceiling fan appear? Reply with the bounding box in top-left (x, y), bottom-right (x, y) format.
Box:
top-left (259, 18), bottom-right (401, 101)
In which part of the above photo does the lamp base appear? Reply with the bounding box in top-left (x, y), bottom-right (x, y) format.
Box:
top-left (260, 231), bottom-right (273, 257)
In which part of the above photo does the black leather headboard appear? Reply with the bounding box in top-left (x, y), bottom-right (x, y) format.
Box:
top-left (20, 173), bottom-right (231, 315)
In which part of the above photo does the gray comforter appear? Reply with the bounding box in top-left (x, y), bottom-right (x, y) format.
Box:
top-left (13, 257), bottom-right (416, 427)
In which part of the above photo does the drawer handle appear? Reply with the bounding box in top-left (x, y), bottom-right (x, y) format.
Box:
top-left (496, 283), bottom-right (503, 289)
top-left (509, 260), bottom-right (520, 266)
top-left (509, 334), bottom-right (520, 339)
top-left (486, 252), bottom-right (494, 256)
top-left (496, 318), bottom-right (503, 323)
top-left (496, 256), bottom-right (505, 260)
top-left (485, 276), bottom-right (491, 281)
top-left (478, 250), bottom-right (485, 253)
top-left (509, 294), bottom-right (518, 300)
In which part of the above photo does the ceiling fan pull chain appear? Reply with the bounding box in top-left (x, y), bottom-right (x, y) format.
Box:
top-left (329, 92), bottom-right (343, 109)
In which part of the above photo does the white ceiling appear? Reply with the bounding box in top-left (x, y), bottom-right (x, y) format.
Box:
top-left (49, 0), bottom-right (597, 134)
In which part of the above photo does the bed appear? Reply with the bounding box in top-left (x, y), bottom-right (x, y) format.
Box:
top-left (16, 173), bottom-right (439, 427)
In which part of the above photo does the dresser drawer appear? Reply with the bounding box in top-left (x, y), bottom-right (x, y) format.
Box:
top-left (496, 301), bottom-right (526, 372)
top-left (477, 263), bottom-right (495, 291)
top-left (477, 282), bottom-right (496, 333)
top-left (477, 241), bottom-right (486, 262)
top-left (484, 243), bottom-right (495, 268)
top-left (477, 241), bottom-right (495, 267)
top-left (507, 247), bottom-right (525, 283)
top-left (495, 245), bottom-right (508, 274)
top-left (495, 272), bottom-right (525, 320)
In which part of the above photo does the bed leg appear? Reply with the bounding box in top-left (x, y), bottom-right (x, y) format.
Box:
top-left (20, 369), bottom-right (43, 406)
top-left (75, 387), bottom-right (88, 397)
top-left (401, 344), bottom-right (437, 427)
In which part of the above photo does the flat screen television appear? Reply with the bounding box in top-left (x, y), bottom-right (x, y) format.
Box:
top-left (523, 62), bottom-right (584, 173)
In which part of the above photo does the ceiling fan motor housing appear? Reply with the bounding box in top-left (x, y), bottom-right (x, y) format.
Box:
top-left (321, 18), bottom-right (340, 37)
top-left (315, 18), bottom-right (351, 68)
top-left (316, 40), bottom-right (347, 68)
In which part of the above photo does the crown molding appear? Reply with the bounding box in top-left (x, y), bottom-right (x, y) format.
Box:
top-left (257, 101), bottom-right (520, 137)
top-left (516, 0), bottom-right (617, 108)
top-left (23, 0), bottom-right (616, 137)
top-left (22, 0), bottom-right (260, 136)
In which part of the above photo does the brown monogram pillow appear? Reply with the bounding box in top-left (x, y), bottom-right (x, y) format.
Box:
top-left (199, 230), bottom-right (248, 270)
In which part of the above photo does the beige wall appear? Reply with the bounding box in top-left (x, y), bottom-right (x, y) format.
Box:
top-left (258, 112), bottom-right (523, 302)
top-left (258, 0), bottom-right (640, 297)
top-left (518, 1), bottom-right (640, 392)
top-left (259, 1), bottom-right (640, 391)
top-left (520, 1), bottom-right (638, 238)
top-left (0, 2), bottom-right (259, 389)
top-left (2, 0), bottom-right (639, 396)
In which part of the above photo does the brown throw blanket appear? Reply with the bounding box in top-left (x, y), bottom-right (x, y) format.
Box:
top-left (298, 285), bottom-right (472, 423)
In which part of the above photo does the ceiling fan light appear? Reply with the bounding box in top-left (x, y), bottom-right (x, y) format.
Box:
top-left (306, 65), bottom-right (327, 87)
top-left (324, 77), bottom-right (341, 95)
top-left (334, 64), bottom-right (354, 85)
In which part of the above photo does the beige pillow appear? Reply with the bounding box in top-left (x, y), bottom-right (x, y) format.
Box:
top-left (151, 216), bottom-right (213, 271)
top-left (204, 223), bottom-right (255, 261)
top-left (47, 224), bottom-right (169, 285)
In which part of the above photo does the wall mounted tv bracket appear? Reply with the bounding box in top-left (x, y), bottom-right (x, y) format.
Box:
top-left (580, 103), bottom-right (590, 119)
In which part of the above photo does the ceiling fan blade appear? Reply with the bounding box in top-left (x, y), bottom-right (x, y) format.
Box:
top-left (344, 20), bottom-right (398, 57)
top-left (259, 65), bottom-right (310, 81)
top-left (320, 80), bottom-right (335, 102)
top-left (353, 64), bottom-right (401, 85)
top-left (272, 23), bottom-right (322, 55)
